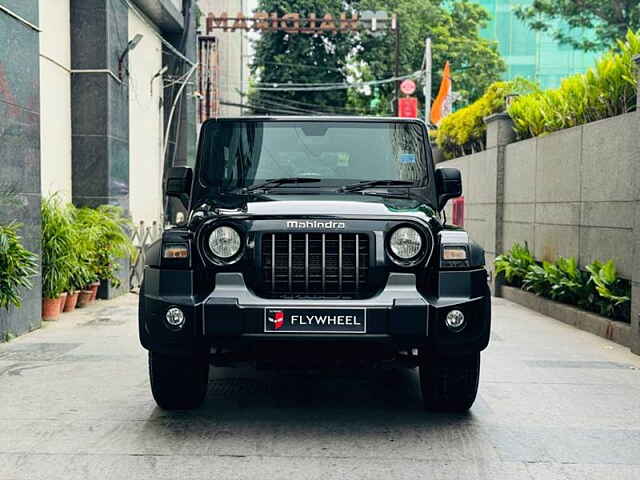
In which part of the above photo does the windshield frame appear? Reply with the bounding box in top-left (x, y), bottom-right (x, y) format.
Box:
top-left (191, 117), bottom-right (437, 209)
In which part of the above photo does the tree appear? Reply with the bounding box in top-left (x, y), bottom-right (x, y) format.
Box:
top-left (514, 0), bottom-right (640, 52)
top-left (250, 0), bottom-right (505, 115)
top-left (349, 0), bottom-right (505, 115)
top-left (250, 0), bottom-right (358, 115)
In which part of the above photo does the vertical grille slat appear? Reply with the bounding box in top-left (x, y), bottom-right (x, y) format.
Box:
top-left (288, 234), bottom-right (292, 292)
top-left (322, 233), bottom-right (326, 290)
top-left (355, 234), bottom-right (360, 290)
top-left (262, 232), bottom-right (369, 297)
top-left (338, 234), bottom-right (343, 292)
top-left (305, 233), bottom-right (309, 290)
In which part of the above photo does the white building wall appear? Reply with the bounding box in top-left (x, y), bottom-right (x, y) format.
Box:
top-left (128, 10), bottom-right (164, 226)
top-left (199, 0), bottom-right (250, 116)
top-left (39, 0), bottom-right (72, 201)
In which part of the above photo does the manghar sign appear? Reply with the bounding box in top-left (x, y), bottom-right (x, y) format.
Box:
top-left (205, 12), bottom-right (397, 34)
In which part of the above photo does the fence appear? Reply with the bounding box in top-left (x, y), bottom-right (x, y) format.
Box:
top-left (129, 220), bottom-right (163, 290)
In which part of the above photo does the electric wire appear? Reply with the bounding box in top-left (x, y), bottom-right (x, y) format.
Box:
top-left (253, 70), bottom-right (423, 91)
top-left (251, 92), bottom-right (359, 115)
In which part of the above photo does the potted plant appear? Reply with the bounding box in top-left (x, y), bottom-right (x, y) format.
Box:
top-left (76, 206), bottom-right (133, 298)
top-left (41, 196), bottom-right (74, 321)
top-left (0, 222), bottom-right (38, 312)
top-left (64, 204), bottom-right (95, 311)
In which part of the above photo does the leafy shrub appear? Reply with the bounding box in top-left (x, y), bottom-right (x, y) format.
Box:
top-left (435, 78), bottom-right (538, 159)
top-left (496, 249), bottom-right (630, 322)
top-left (495, 242), bottom-right (535, 287)
top-left (65, 204), bottom-right (97, 291)
top-left (74, 206), bottom-right (133, 288)
top-left (41, 196), bottom-right (76, 299)
top-left (585, 260), bottom-right (631, 319)
top-left (508, 30), bottom-right (640, 139)
top-left (0, 222), bottom-right (38, 309)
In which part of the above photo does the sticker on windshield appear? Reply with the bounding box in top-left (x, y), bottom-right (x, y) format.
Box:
top-left (337, 153), bottom-right (350, 167)
top-left (399, 153), bottom-right (416, 164)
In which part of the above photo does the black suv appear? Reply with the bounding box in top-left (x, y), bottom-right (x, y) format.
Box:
top-left (139, 117), bottom-right (491, 412)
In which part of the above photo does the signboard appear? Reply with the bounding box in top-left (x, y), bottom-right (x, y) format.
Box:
top-left (398, 97), bottom-right (418, 118)
top-left (400, 79), bottom-right (416, 96)
top-left (205, 12), bottom-right (397, 34)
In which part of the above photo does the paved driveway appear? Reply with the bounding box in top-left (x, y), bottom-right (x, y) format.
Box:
top-left (1, 294), bottom-right (639, 479)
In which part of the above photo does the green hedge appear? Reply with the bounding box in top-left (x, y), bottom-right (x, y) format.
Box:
top-left (435, 79), bottom-right (537, 159)
top-left (495, 243), bottom-right (630, 322)
top-left (508, 30), bottom-right (640, 139)
top-left (435, 30), bottom-right (640, 157)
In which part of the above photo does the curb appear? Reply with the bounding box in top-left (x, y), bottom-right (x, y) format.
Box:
top-left (501, 285), bottom-right (633, 348)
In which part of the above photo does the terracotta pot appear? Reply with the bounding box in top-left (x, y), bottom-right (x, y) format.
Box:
top-left (64, 291), bottom-right (79, 312)
top-left (42, 296), bottom-right (62, 321)
top-left (77, 290), bottom-right (94, 308)
top-left (58, 292), bottom-right (68, 314)
top-left (89, 282), bottom-right (101, 302)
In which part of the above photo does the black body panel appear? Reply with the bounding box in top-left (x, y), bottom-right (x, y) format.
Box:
top-left (140, 116), bottom-right (491, 362)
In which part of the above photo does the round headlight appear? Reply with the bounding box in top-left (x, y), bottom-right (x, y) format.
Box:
top-left (208, 226), bottom-right (241, 259)
top-left (389, 227), bottom-right (422, 259)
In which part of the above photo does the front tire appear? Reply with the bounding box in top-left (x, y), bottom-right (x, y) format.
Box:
top-left (420, 352), bottom-right (480, 412)
top-left (149, 352), bottom-right (209, 410)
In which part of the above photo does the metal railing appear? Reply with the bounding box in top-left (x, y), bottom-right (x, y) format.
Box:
top-left (130, 221), bottom-right (163, 290)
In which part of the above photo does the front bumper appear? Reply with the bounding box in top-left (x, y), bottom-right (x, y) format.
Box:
top-left (140, 270), bottom-right (491, 356)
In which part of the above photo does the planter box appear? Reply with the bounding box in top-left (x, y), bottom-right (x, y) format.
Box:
top-left (501, 285), bottom-right (633, 348)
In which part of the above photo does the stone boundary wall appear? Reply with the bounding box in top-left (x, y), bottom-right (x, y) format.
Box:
top-left (438, 110), bottom-right (640, 355)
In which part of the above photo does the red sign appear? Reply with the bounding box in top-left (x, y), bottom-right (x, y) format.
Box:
top-left (398, 97), bottom-right (418, 118)
top-left (400, 79), bottom-right (416, 95)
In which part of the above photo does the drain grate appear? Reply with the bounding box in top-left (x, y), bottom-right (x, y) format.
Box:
top-left (525, 360), bottom-right (637, 370)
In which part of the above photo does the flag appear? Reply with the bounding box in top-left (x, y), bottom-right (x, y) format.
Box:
top-left (430, 61), bottom-right (452, 126)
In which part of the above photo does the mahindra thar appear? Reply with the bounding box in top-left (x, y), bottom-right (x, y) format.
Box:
top-left (139, 117), bottom-right (491, 412)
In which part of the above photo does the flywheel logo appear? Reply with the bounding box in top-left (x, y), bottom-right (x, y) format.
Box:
top-left (268, 310), bottom-right (285, 329)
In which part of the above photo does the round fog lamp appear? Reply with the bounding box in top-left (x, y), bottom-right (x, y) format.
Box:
top-left (445, 309), bottom-right (465, 331)
top-left (166, 307), bottom-right (185, 329)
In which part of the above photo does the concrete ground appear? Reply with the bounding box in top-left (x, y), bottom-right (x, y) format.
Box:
top-left (1, 294), bottom-right (640, 480)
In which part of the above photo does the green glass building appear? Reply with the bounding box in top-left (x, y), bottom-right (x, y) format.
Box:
top-left (476, 0), bottom-right (600, 89)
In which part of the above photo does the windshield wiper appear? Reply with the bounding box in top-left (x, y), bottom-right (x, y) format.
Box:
top-left (339, 180), bottom-right (415, 193)
top-left (238, 177), bottom-right (322, 193)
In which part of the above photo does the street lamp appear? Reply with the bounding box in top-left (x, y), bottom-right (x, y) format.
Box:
top-left (118, 33), bottom-right (144, 80)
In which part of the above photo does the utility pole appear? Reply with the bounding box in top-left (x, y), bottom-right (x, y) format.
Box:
top-left (394, 18), bottom-right (400, 116)
top-left (424, 37), bottom-right (432, 125)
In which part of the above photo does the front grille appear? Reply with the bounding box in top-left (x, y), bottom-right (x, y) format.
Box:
top-left (260, 233), bottom-right (369, 297)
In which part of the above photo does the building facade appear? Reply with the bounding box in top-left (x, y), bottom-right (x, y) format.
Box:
top-left (197, 0), bottom-right (252, 116)
top-left (0, 0), bottom-right (197, 340)
top-left (476, 0), bottom-right (599, 89)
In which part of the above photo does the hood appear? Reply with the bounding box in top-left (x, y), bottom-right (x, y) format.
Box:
top-left (191, 193), bottom-right (437, 220)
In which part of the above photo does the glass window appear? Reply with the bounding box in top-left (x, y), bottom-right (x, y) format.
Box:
top-left (198, 121), bottom-right (429, 190)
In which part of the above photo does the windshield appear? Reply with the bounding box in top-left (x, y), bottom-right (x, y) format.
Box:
top-left (198, 121), bottom-right (429, 191)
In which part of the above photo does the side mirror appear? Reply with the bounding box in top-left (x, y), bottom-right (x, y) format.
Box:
top-left (165, 167), bottom-right (193, 196)
top-left (165, 167), bottom-right (192, 208)
top-left (435, 167), bottom-right (462, 210)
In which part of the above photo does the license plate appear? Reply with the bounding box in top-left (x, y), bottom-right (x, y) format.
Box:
top-left (264, 308), bottom-right (366, 333)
